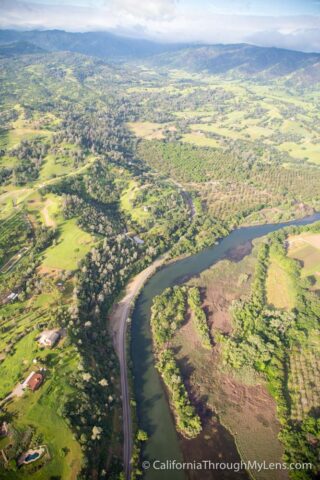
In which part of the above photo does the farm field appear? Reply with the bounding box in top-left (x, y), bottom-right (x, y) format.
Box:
top-left (288, 232), bottom-right (320, 288)
top-left (288, 344), bottom-right (320, 422)
top-left (182, 132), bottom-right (220, 148)
top-left (129, 76), bottom-right (320, 167)
top-left (286, 232), bottom-right (320, 433)
top-left (266, 256), bottom-right (296, 310)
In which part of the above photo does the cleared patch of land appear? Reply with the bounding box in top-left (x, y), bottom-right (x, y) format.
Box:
top-left (182, 132), bottom-right (220, 148)
top-left (42, 218), bottom-right (94, 271)
top-left (288, 232), bottom-right (320, 288)
top-left (120, 179), bottom-right (151, 226)
top-left (127, 121), bottom-right (166, 140)
top-left (266, 257), bottom-right (296, 310)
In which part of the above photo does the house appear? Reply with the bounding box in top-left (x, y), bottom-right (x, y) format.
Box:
top-left (38, 330), bottom-right (60, 348)
top-left (6, 292), bottom-right (18, 302)
top-left (26, 372), bottom-right (43, 392)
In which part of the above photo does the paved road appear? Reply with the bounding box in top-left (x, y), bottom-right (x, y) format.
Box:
top-left (110, 256), bottom-right (165, 480)
top-left (0, 380), bottom-right (25, 407)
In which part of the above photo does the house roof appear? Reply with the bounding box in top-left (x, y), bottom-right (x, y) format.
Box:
top-left (39, 330), bottom-right (60, 344)
top-left (26, 372), bottom-right (43, 391)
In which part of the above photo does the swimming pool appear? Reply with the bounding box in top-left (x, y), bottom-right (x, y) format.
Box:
top-left (24, 451), bottom-right (40, 463)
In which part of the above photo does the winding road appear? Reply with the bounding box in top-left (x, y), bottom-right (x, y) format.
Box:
top-left (110, 256), bottom-right (166, 480)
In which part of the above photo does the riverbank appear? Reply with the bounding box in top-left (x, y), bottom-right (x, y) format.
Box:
top-left (130, 213), bottom-right (320, 480)
top-left (109, 255), bottom-right (168, 479)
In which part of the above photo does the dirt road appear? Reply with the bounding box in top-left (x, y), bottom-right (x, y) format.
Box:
top-left (170, 179), bottom-right (196, 219)
top-left (110, 256), bottom-right (166, 480)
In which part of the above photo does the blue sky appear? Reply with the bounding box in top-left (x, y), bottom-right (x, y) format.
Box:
top-left (1, 0), bottom-right (320, 51)
top-left (19, 0), bottom-right (320, 16)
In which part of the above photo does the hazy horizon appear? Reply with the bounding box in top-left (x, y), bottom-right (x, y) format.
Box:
top-left (0, 0), bottom-right (320, 53)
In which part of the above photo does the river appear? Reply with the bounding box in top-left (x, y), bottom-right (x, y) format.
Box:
top-left (130, 213), bottom-right (320, 480)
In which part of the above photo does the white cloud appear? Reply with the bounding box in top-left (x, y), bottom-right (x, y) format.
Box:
top-left (108, 0), bottom-right (178, 20)
top-left (0, 0), bottom-right (319, 52)
top-left (246, 28), bottom-right (320, 52)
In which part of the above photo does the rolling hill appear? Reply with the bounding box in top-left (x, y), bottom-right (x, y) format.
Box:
top-left (0, 40), bottom-right (45, 57)
top-left (146, 43), bottom-right (320, 80)
top-left (0, 29), bottom-right (185, 61)
top-left (0, 29), bottom-right (319, 84)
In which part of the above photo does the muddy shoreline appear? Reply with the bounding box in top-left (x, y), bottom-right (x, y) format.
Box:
top-left (176, 240), bottom-right (253, 480)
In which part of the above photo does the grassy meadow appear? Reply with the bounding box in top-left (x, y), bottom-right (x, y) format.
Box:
top-left (266, 256), bottom-right (297, 310)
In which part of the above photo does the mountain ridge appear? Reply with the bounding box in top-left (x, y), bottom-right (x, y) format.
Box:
top-left (144, 43), bottom-right (320, 79)
top-left (0, 29), bottom-right (187, 60)
top-left (0, 29), bottom-right (319, 82)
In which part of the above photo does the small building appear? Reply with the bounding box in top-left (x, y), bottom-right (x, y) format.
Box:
top-left (38, 330), bottom-right (60, 348)
top-left (26, 372), bottom-right (43, 392)
top-left (6, 292), bottom-right (18, 302)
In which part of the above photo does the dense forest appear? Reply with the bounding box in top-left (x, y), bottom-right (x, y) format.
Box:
top-left (151, 286), bottom-right (202, 438)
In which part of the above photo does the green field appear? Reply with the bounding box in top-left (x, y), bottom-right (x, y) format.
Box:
top-left (120, 179), bottom-right (152, 226)
top-left (182, 132), bottom-right (220, 148)
top-left (266, 256), bottom-right (296, 310)
top-left (5, 348), bottom-right (83, 480)
top-left (0, 330), bottom-right (40, 398)
top-left (42, 218), bottom-right (94, 271)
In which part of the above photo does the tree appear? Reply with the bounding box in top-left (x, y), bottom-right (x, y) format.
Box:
top-left (136, 430), bottom-right (148, 442)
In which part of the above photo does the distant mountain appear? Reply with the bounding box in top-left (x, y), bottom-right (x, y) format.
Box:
top-left (0, 29), bottom-right (186, 61)
top-left (0, 30), bottom-right (319, 83)
top-left (0, 41), bottom-right (45, 57)
top-left (146, 44), bottom-right (320, 79)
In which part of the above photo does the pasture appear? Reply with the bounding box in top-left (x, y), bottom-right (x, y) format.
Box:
top-left (42, 218), bottom-right (94, 271)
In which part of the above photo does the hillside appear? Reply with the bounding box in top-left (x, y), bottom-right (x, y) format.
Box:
top-left (145, 44), bottom-right (320, 81)
top-left (0, 50), bottom-right (192, 479)
top-left (0, 30), bottom-right (319, 84)
top-left (0, 29), bottom-right (185, 61)
top-left (0, 41), bottom-right (45, 58)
